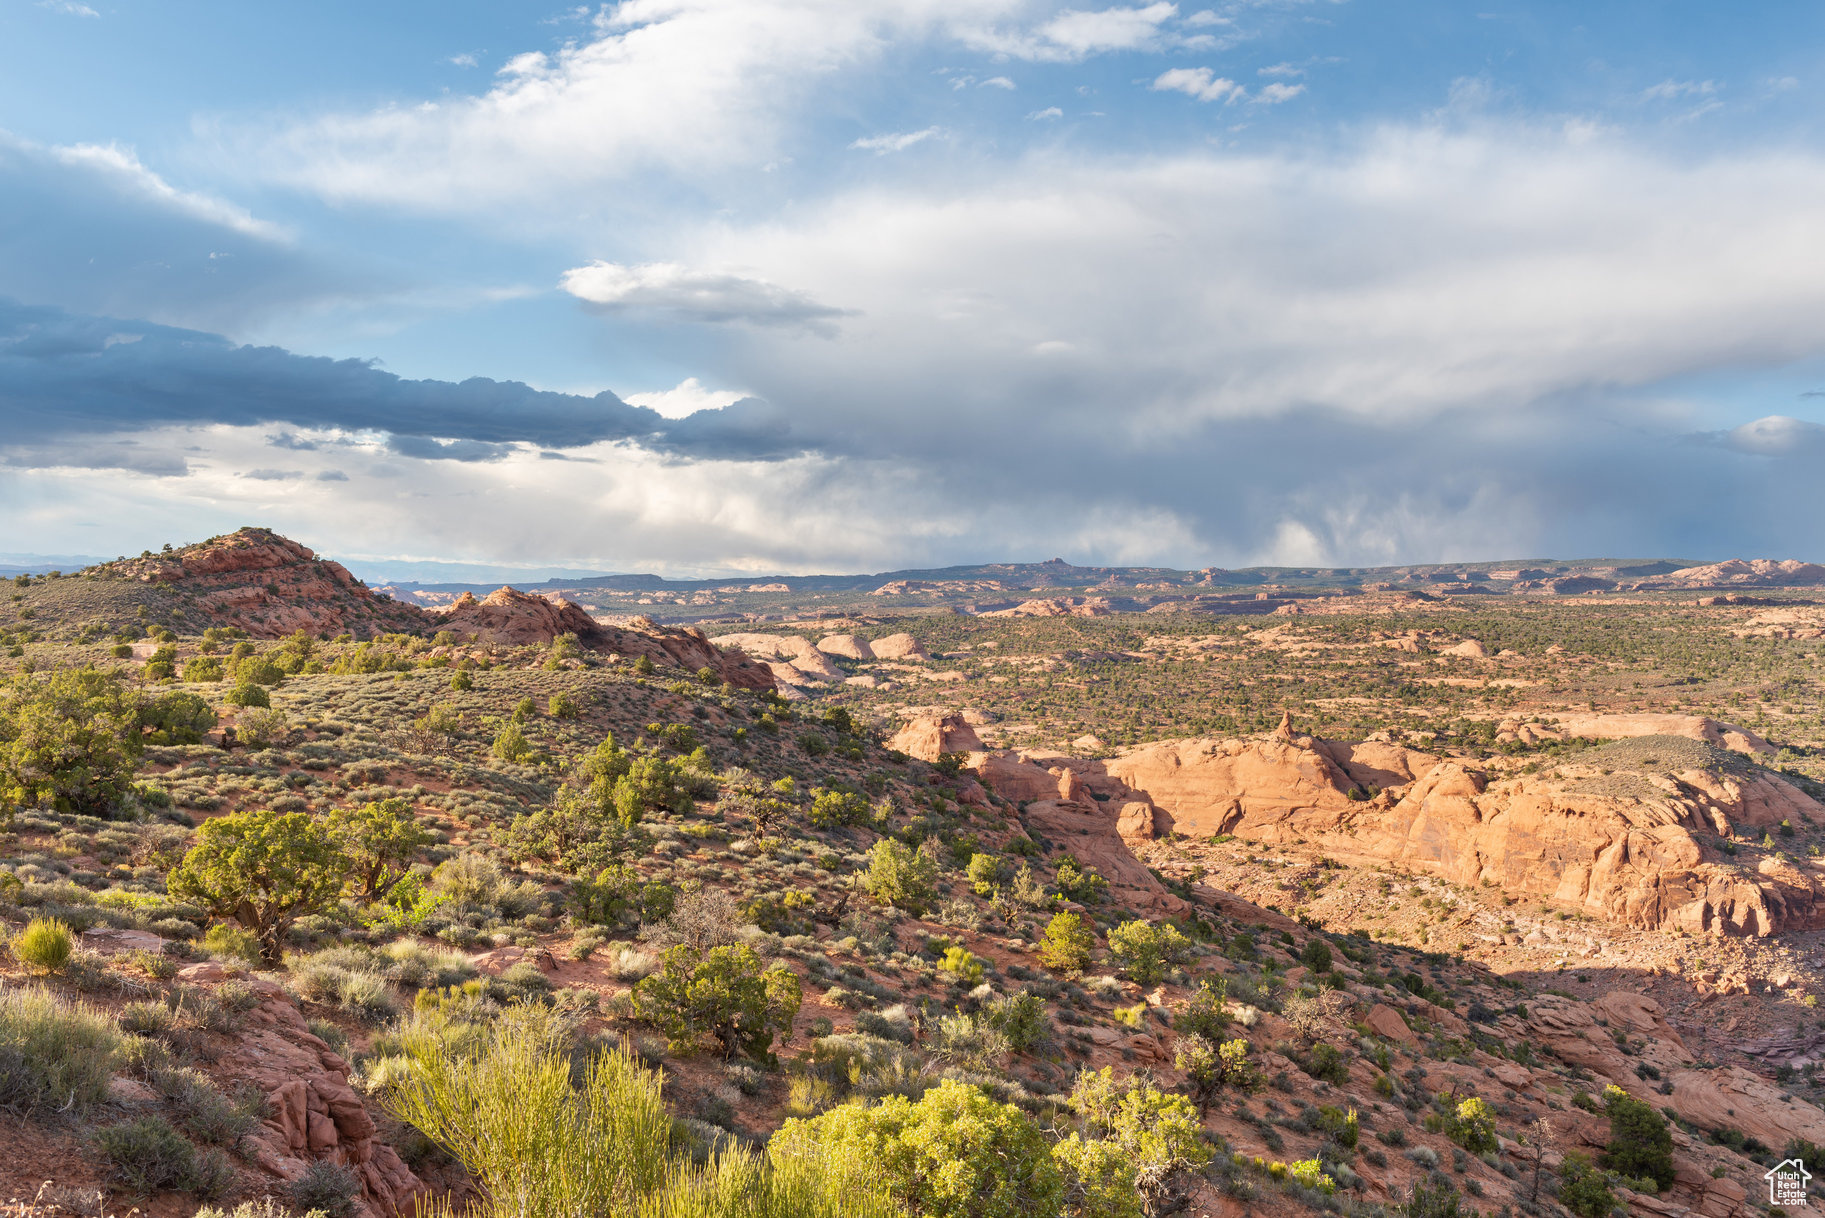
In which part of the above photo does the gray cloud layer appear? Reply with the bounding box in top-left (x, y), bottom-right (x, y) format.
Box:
top-left (0, 300), bottom-right (811, 466)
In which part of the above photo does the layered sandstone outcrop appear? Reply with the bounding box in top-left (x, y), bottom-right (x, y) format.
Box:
top-left (965, 721), bottom-right (1825, 936)
top-left (439, 587), bottom-right (605, 645)
top-left (887, 713), bottom-right (984, 760)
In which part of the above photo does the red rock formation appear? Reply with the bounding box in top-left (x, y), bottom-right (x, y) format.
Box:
top-left (169, 966), bottom-right (426, 1216)
top-left (886, 713), bottom-right (984, 760)
top-left (433, 590), bottom-right (773, 688)
top-left (111, 528), bottom-right (427, 639)
top-left (970, 725), bottom-right (1825, 936)
top-left (438, 587), bottom-right (605, 646)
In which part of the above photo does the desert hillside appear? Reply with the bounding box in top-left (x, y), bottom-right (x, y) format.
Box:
top-left (2, 532), bottom-right (1825, 1218)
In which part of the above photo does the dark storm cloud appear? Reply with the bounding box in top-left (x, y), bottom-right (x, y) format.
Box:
top-left (0, 300), bottom-right (812, 464)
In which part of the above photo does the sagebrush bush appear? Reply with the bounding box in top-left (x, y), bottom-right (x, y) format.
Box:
top-left (290, 1159), bottom-right (362, 1218)
top-left (0, 985), bottom-right (122, 1113)
top-left (10, 916), bottom-right (74, 973)
top-left (202, 922), bottom-right (263, 963)
top-left (96, 1115), bottom-right (198, 1196)
top-left (384, 1005), bottom-right (892, 1218)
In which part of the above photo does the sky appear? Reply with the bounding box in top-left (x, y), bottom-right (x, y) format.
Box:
top-left (4, 0), bottom-right (1825, 578)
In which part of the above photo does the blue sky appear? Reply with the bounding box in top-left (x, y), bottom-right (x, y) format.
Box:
top-left (4, 0), bottom-right (1825, 577)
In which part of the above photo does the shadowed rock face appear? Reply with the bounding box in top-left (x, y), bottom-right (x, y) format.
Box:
top-left (966, 723), bottom-right (1825, 937)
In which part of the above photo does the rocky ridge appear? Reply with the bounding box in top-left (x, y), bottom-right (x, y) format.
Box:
top-left (891, 711), bottom-right (1825, 937)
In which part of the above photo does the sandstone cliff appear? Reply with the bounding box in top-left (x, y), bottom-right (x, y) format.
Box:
top-left (955, 718), bottom-right (1825, 936)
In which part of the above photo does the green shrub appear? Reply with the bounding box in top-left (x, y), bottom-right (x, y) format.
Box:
top-left (327, 797), bottom-right (434, 902)
top-left (384, 1006), bottom-right (889, 1218)
top-left (492, 722), bottom-right (533, 763)
top-left (96, 1115), bottom-right (197, 1196)
top-left (202, 922), bottom-right (263, 964)
top-left (984, 991), bottom-right (1050, 1053)
top-left (224, 682), bottom-right (270, 708)
top-left (1105, 920), bottom-right (1190, 985)
top-left (966, 852), bottom-right (1004, 895)
top-left (1300, 938), bottom-right (1334, 974)
top-left (549, 692), bottom-right (580, 720)
top-left (289, 1160), bottom-right (361, 1217)
top-left (864, 839), bottom-right (938, 916)
top-left (1056, 1068), bottom-right (1211, 1218)
top-left (141, 691), bottom-right (218, 742)
top-left (632, 944), bottom-right (802, 1061)
top-left (180, 657), bottom-right (225, 683)
top-left (808, 787), bottom-right (870, 829)
top-left (1558, 1152), bottom-right (1618, 1218)
top-left (0, 667), bottom-right (145, 822)
top-left (1303, 1042), bottom-right (1349, 1085)
top-left (938, 947), bottom-right (983, 985)
top-left (1174, 979), bottom-right (1231, 1038)
top-left (1038, 911), bottom-right (1095, 976)
top-left (774, 1079), bottom-right (1063, 1218)
top-left (236, 706), bottom-right (291, 747)
top-left (168, 808), bottom-right (346, 963)
top-left (10, 916), bottom-right (73, 973)
top-left (233, 655), bottom-right (286, 686)
top-left (0, 985), bottom-right (123, 1113)
top-left (1054, 857), bottom-right (1108, 904)
top-left (1600, 1084), bottom-right (1673, 1190)
top-left (1449, 1096), bottom-right (1497, 1154)
top-left (1175, 1034), bottom-right (1262, 1111)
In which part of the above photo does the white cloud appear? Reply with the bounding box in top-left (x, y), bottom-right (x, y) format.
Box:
top-left (37, 0), bottom-right (99, 17)
top-left (1027, 106), bottom-right (1064, 120)
top-left (623, 377), bottom-right (749, 419)
top-left (1724, 415), bottom-right (1825, 455)
top-left (980, 75), bottom-right (1017, 89)
top-left (1151, 67), bottom-right (1239, 102)
top-left (632, 121), bottom-right (1825, 482)
top-left (558, 261), bottom-right (850, 333)
top-left (957, 1), bottom-right (1182, 62)
top-left (447, 52), bottom-right (480, 67)
top-left (849, 126), bottom-right (942, 154)
top-left (1643, 79), bottom-right (1719, 101)
top-left (1253, 81), bottom-right (1304, 104)
top-left (1035, 2), bottom-right (1177, 56)
top-left (45, 141), bottom-right (288, 241)
top-left (1258, 62), bottom-right (1302, 77)
top-left (230, 0), bottom-right (1029, 209)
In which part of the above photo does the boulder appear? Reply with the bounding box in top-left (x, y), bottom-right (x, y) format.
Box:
top-left (887, 714), bottom-right (984, 761)
top-left (817, 634), bottom-right (875, 660)
top-left (870, 633), bottom-right (929, 660)
top-left (1363, 1003), bottom-right (1417, 1045)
